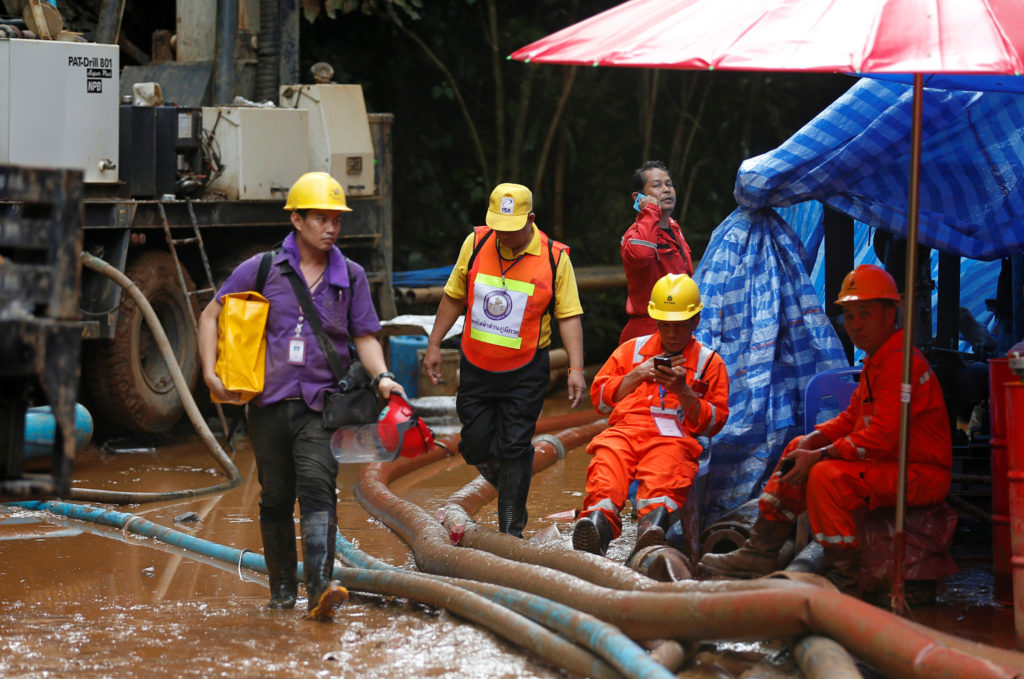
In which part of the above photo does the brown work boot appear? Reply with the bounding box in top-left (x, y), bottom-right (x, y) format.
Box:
top-left (824, 546), bottom-right (860, 596)
top-left (698, 515), bottom-right (792, 579)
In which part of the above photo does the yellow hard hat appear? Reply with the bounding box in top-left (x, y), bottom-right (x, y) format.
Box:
top-left (648, 274), bottom-right (702, 321)
top-left (835, 264), bottom-right (900, 304)
top-left (283, 172), bottom-right (352, 212)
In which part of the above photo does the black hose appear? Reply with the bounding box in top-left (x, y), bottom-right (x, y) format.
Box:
top-left (254, 0), bottom-right (280, 102)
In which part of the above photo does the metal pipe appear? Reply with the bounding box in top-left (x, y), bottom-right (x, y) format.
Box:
top-left (75, 253), bottom-right (241, 503)
top-left (94, 0), bottom-right (126, 45)
top-left (212, 0), bottom-right (239, 105)
top-left (893, 72), bottom-right (926, 615)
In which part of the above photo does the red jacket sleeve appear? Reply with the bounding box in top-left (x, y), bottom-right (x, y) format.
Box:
top-left (621, 204), bottom-right (668, 270)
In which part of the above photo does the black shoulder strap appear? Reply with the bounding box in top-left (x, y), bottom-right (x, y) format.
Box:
top-left (546, 237), bottom-right (559, 322)
top-left (256, 246), bottom-right (282, 294)
top-left (699, 349), bottom-right (718, 380)
top-left (465, 229), bottom-right (493, 273)
top-left (279, 260), bottom-right (348, 384)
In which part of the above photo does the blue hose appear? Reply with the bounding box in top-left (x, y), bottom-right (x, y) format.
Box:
top-left (334, 535), bottom-right (674, 679)
top-left (7, 500), bottom-right (646, 679)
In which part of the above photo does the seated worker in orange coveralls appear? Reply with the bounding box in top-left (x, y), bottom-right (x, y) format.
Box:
top-left (699, 264), bottom-right (952, 594)
top-left (572, 273), bottom-right (729, 557)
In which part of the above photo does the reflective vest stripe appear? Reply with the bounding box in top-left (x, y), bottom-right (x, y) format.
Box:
top-left (475, 272), bottom-right (535, 295)
top-left (469, 327), bottom-right (522, 349)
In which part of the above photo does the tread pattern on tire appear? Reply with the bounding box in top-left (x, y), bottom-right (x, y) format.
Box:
top-left (84, 250), bottom-right (199, 434)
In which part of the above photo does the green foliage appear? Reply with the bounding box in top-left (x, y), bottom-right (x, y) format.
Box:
top-left (302, 3), bottom-right (850, 362)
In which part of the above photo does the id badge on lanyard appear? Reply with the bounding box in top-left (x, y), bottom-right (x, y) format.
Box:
top-left (288, 316), bottom-right (306, 366)
top-left (650, 406), bottom-right (683, 437)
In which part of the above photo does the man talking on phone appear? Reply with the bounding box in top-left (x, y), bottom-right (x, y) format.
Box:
top-left (619, 160), bottom-right (694, 344)
top-left (572, 274), bottom-right (728, 561)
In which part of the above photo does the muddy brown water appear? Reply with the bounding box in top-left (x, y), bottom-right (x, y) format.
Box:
top-left (0, 393), bottom-right (1016, 677)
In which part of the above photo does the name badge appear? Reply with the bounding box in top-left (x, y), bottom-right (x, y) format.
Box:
top-left (288, 336), bottom-right (306, 365)
top-left (651, 406), bottom-right (683, 437)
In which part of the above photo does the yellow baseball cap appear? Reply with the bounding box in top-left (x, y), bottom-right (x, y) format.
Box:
top-left (485, 183), bottom-right (532, 232)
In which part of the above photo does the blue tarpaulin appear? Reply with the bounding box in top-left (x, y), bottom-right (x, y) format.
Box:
top-left (695, 77), bottom-right (1024, 521)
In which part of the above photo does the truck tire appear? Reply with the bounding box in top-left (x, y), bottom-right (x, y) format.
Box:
top-left (84, 250), bottom-right (200, 433)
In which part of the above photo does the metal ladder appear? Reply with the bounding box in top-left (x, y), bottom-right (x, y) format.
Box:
top-left (158, 199), bottom-right (235, 451)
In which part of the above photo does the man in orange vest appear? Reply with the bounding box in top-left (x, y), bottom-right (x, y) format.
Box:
top-left (699, 264), bottom-right (952, 594)
top-left (573, 274), bottom-right (729, 558)
top-left (423, 183), bottom-right (586, 537)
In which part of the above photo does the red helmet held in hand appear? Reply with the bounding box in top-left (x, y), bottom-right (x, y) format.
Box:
top-left (377, 393), bottom-right (434, 459)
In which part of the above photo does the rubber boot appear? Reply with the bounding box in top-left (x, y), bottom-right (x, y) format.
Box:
top-left (823, 546), bottom-right (861, 596)
top-left (497, 454), bottom-right (533, 538)
top-left (299, 511), bottom-right (349, 621)
top-left (572, 511), bottom-right (613, 556)
top-left (475, 458), bottom-right (500, 487)
top-left (698, 515), bottom-right (792, 578)
top-left (260, 520), bottom-right (298, 609)
top-left (630, 506), bottom-right (670, 559)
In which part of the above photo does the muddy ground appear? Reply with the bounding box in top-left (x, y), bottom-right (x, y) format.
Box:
top-left (0, 392), bottom-right (1016, 677)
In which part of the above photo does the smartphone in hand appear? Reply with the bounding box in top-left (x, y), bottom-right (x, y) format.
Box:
top-left (778, 457), bottom-right (796, 475)
top-left (633, 193), bottom-right (647, 211)
top-left (654, 356), bottom-right (672, 370)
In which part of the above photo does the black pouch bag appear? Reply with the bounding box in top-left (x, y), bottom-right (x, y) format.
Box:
top-left (322, 361), bottom-right (379, 428)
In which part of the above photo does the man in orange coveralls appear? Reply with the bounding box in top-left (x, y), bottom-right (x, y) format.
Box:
top-left (699, 264), bottom-right (952, 594)
top-left (619, 160), bottom-right (694, 345)
top-left (572, 273), bottom-right (729, 557)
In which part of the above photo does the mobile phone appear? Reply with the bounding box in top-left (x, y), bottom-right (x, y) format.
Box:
top-left (654, 356), bottom-right (672, 370)
top-left (778, 457), bottom-right (795, 475)
top-left (633, 193), bottom-right (647, 211)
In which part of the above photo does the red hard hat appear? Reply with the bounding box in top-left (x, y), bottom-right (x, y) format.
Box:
top-left (377, 393), bottom-right (434, 459)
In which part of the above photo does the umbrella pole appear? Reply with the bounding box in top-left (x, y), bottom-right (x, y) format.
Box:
top-left (892, 73), bottom-right (925, 616)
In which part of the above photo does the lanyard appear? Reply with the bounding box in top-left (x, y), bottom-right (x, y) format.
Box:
top-left (496, 238), bottom-right (526, 288)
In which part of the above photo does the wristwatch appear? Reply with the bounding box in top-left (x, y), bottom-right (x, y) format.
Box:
top-left (373, 371), bottom-right (397, 389)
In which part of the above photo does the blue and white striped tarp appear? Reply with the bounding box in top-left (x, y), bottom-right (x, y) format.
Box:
top-left (695, 77), bottom-right (1024, 522)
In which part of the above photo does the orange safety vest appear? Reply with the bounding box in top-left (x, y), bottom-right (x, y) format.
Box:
top-left (461, 226), bottom-right (568, 372)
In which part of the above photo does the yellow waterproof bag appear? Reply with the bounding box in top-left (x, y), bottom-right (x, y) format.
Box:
top-left (214, 291), bottom-right (269, 403)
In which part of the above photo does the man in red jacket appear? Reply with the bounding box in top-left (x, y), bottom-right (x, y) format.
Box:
top-left (620, 160), bottom-right (694, 344)
top-left (573, 274), bottom-right (729, 558)
top-left (699, 264), bottom-right (952, 594)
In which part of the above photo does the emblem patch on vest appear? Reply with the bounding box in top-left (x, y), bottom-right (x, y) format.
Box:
top-left (484, 289), bottom-right (513, 320)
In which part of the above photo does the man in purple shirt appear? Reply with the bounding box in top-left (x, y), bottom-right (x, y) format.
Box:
top-left (198, 172), bottom-right (402, 621)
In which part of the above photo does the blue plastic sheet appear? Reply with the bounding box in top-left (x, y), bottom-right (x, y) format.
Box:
top-left (392, 266), bottom-right (453, 288)
top-left (696, 77), bottom-right (1024, 521)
